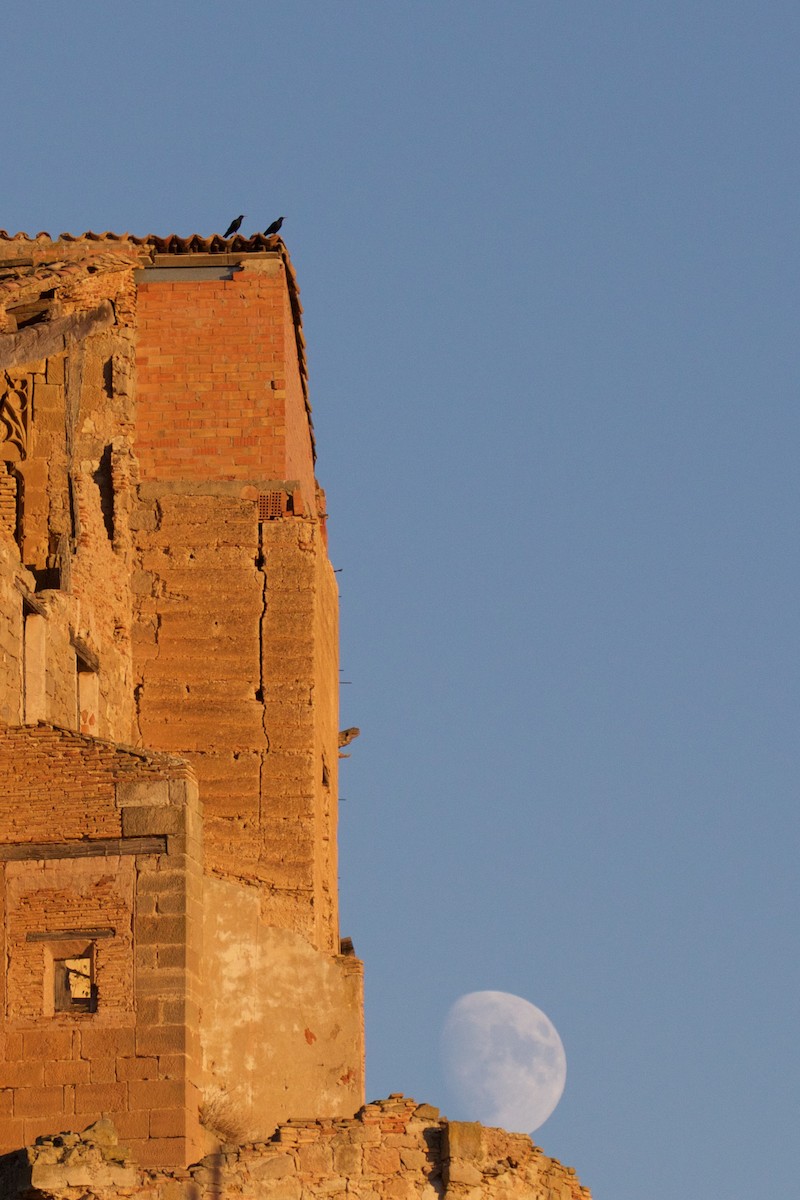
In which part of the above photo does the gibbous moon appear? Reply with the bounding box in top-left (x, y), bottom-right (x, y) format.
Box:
top-left (441, 991), bottom-right (566, 1133)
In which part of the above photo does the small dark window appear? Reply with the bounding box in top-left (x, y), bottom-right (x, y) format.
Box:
top-left (54, 948), bottom-right (96, 1013)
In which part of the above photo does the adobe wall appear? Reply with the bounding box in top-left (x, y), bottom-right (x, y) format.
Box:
top-left (130, 489), bottom-right (359, 1135)
top-left (0, 726), bottom-right (204, 1168)
top-left (0, 279), bottom-right (139, 743)
top-left (0, 1097), bottom-right (592, 1200)
top-left (201, 876), bottom-right (363, 1140)
top-left (130, 491), bottom-right (342, 951)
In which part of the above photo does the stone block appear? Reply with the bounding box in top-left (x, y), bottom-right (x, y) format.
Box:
top-left (1, 1060), bottom-right (45, 1088)
top-left (123, 804), bottom-right (184, 836)
top-left (128, 1077), bottom-right (185, 1113)
top-left (134, 1024), bottom-right (187, 1056)
top-left (130, 1135), bottom-right (188, 1168)
top-left (444, 1159), bottom-right (483, 1186)
top-left (249, 1153), bottom-right (295, 1180)
top-left (297, 1142), bottom-right (333, 1174)
top-left (399, 1148), bottom-right (428, 1170)
top-left (252, 1177), bottom-right (301, 1200)
top-left (74, 1081), bottom-right (126, 1114)
top-left (89, 1058), bottom-right (117, 1084)
top-left (136, 915), bottom-right (188, 945)
top-left (117, 779), bottom-right (171, 808)
top-left (22, 1029), bottom-right (72, 1061)
top-left (149, 1107), bottom-right (187, 1138)
top-left (364, 1146), bottom-right (402, 1174)
top-left (80, 1027), bottom-right (136, 1060)
top-left (413, 1104), bottom-right (440, 1120)
top-left (116, 1056), bottom-right (159, 1081)
top-left (12, 1086), bottom-right (64, 1118)
top-left (332, 1143), bottom-right (363, 1174)
top-left (30, 1160), bottom-right (138, 1191)
top-left (444, 1120), bottom-right (483, 1162)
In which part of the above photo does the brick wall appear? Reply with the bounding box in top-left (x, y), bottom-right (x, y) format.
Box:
top-left (1, 236), bottom-right (364, 1170)
top-left (0, 542), bottom-right (23, 725)
top-left (0, 726), bottom-right (204, 1168)
top-left (135, 259), bottom-right (317, 513)
top-left (131, 489), bottom-right (341, 951)
top-left (0, 330), bottom-right (139, 745)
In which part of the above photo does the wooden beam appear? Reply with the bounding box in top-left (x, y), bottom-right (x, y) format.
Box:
top-left (0, 835), bottom-right (166, 862)
top-left (0, 301), bottom-right (115, 371)
top-left (27, 928), bottom-right (116, 942)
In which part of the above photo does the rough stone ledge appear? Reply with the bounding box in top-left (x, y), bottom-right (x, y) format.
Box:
top-left (0, 1096), bottom-right (591, 1200)
top-left (137, 480), bottom-right (302, 499)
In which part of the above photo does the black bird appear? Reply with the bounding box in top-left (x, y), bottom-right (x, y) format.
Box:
top-left (264, 216), bottom-right (284, 237)
top-left (223, 215), bottom-right (244, 238)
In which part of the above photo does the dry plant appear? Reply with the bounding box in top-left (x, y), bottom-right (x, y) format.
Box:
top-left (199, 1087), bottom-right (250, 1145)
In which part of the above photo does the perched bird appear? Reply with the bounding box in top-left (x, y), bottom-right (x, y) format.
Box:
top-left (264, 216), bottom-right (284, 237)
top-left (223, 215), bottom-right (244, 238)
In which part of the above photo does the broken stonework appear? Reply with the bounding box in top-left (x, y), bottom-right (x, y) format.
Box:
top-left (0, 1099), bottom-right (591, 1200)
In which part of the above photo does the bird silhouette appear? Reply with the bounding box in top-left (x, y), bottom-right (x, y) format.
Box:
top-left (264, 217), bottom-right (284, 237)
top-left (223, 215), bottom-right (244, 238)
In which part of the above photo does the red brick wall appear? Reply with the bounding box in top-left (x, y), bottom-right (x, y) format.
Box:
top-left (0, 726), bottom-right (128, 843)
top-left (135, 260), bottom-right (316, 512)
top-left (0, 727), bottom-right (204, 1168)
top-left (280, 283), bottom-right (318, 508)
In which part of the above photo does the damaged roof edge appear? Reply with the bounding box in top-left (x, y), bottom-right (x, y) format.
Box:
top-left (0, 230), bottom-right (314, 459)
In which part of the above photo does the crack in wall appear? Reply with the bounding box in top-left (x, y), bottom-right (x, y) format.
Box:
top-left (256, 521), bottom-right (270, 832)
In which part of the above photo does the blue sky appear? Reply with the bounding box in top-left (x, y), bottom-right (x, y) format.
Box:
top-left (4, 4), bottom-right (799, 1197)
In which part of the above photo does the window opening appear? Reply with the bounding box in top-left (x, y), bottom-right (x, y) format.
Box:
top-left (75, 646), bottom-right (99, 736)
top-left (53, 945), bottom-right (96, 1013)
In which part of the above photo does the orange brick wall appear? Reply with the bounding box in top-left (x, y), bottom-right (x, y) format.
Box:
top-left (135, 260), bottom-right (317, 512)
top-left (0, 728), bottom-right (204, 1168)
top-left (0, 726), bottom-right (123, 842)
top-left (131, 490), bottom-right (341, 952)
top-left (0, 339), bottom-right (139, 745)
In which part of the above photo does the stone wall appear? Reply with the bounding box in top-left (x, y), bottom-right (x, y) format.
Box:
top-left (0, 292), bottom-right (138, 743)
top-left (0, 1097), bottom-right (591, 1200)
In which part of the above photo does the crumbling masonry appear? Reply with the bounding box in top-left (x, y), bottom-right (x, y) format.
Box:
top-left (0, 228), bottom-right (590, 1198)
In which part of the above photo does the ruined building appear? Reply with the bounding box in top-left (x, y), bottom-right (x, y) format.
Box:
top-left (0, 228), bottom-right (591, 1200)
top-left (0, 229), bottom-right (363, 1167)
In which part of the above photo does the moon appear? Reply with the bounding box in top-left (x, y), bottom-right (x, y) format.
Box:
top-left (441, 991), bottom-right (567, 1133)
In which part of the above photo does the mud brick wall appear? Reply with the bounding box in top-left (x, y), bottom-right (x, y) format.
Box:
top-left (259, 514), bottom-right (340, 951)
top-left (0, 542), bottom-right (23, 724)
top-left (0, 324), bottom-right (139, 743)
top-left (131, 487), bottom-right (265, 878)
top-left (132, 489), bottom-right (340, 952)
top-left (135, 257), bottom-right (316, 513)
top-left (0, 470), bottom-right (15, 538)
top-left (0, 726), bottom-right (204, 1169)
top-left (0, 1097), bottom-right (592, 1200)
